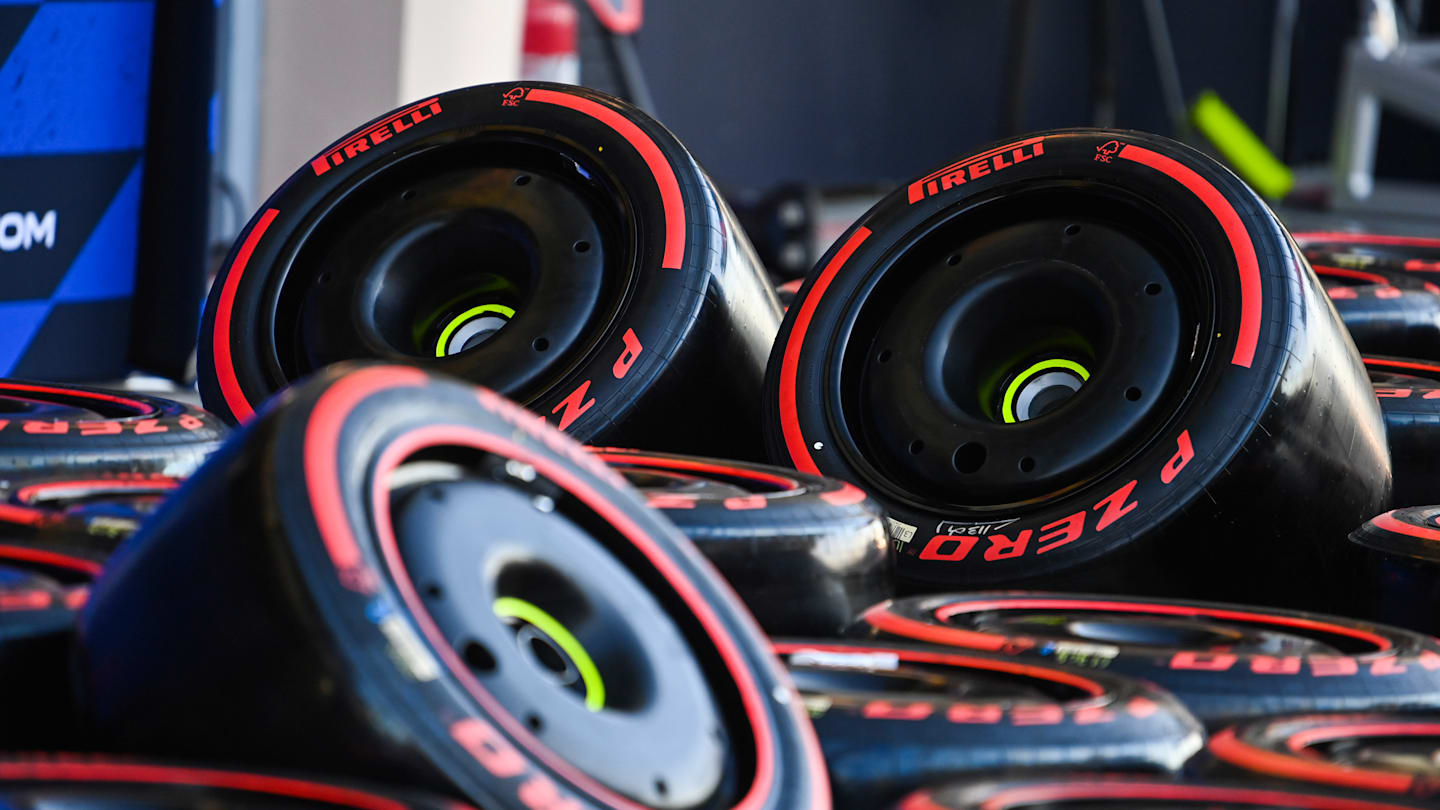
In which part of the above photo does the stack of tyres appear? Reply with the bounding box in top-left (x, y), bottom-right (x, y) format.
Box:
top-left (853, 593), bottom-right (1440, 726)
top-left (1349, 508), bottom-right (1440, 638)
top-left (198, 82), bottom-right (781, 461)
top-left (78, 364), bottom-right (830, 810)
top-left (893, 776), bottom-right (1435, 810)
top-left (764, 128), bottom-right (1389, 610)
top-left (1207, 714), bottom-right (1440, 799)
top-left (1299, 233), bottom-right (1440, 361)
top-left (773, 638), bottom-right (1202, 809)
top-left (0, 567), bottom-right (85, 748)
top-left (593, 448), bottom-right (891, 635)
top-left (1363, 355), bottom-right (1440, 507)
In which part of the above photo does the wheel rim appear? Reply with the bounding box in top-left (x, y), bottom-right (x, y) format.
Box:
top-left (386, 460), bottom-right (735, 808)
top-left (832, 183), bottom-right (1213, 511)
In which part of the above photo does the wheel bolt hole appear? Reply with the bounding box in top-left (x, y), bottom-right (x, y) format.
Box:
top-left (424, 583), bottom-right (443, 599)
top-left (533, 337), bottom-right (550, 352)
top-left (877, 349), bottom-right (892, 363)
top-left (1145, 282), bottom-right (1162, 296)
top-left (1125, 386), bottom-right (1142, 401)
top-left (526, 713), bottom-right (543, 732)
top-left (953, 442), bottom-right (986, 474)
top-left (317, 272), bottom-right (332, 285)
top-left (1064, 223), bottom-right (1082, 236)
top-left (946, 252), bottom-right (963, 266)
top-left (401, 189), bottom-right (415, 201)
top-left (655, 779), bottom-right (668, 798)
top-left (573, 240), bottom-right (591, 254)
top-left (461, 640), bottom-right (496, 673)
top-left (908, 439), bottom-right (924, 455)
top-left (1019, 456), bottom-right (1035, 473)
top-left (515, 175), bottom-right (531, 186)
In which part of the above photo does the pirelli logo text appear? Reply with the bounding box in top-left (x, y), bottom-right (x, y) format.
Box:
top-left (907, 136), bottom-right (1046, 204)
top-left (310, 97), bottom-right (442, 176)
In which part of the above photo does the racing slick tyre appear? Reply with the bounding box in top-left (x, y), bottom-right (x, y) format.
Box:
top-left (1326, 284), bottom-right (1440, 360)
top-left (0, 568), bottom-right (86, 748)
top-left (1295, 232), bottom-right (1440, 275)
top-left (0, 381), bottom-right (224, 479)
top-left (1349, 508), bottom-right (1440, 638)
top-left (1367, 368), bottom-right (1440, 508)
top-left (763, 128), bottom-right (1388, 607)
top-left (198, 82), bottom-right (781, 461)
top-left (1208, 713), bottom-right (1440, 798)
top-left (891, 776), bottom-right (1433, 810)
top-left (0, 755), bottom-right (463, 809)
top-left (0, 472), bottom-right (180, 581)
top-left (853, 593), bottom-right (1440, 726)
top-left (772, 639), bottom-right (1202, 810)
top-left (79, 363), bottom-right (828, 810)
top-left (592, 448), bottom-right (891, 635)
top-left (1312, 257), bottom-right (1440, 294)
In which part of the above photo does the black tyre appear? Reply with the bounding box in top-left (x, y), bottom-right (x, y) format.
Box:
top-left (80, 363), bottom-right (828, 810)
top-left (0, 568), bottom-right (85, 747)
top-left (894, 776), bottom-right (1433, 809)
top-left (198, 82), bottom-right (780, 460)
top-left (1326, 284), bottom-right (1440, 360)
top-left (1367, 371), bottom-right (1440, 508)
top-left (593, 448), bottom-right (891, 635)
top-left (764, 129), bottom-right (1388, 607)
top-left (0, 381), bottom-right (225, 478)
top-left (854, 592), bottom-right (1440, 726)
top-left (0, 755), bottom-right (461, 808)
top-left (0, 472), bottom-right (178, 582)
top-left (1209, 713), bottom-right (1440, 798)
top-left (1315, 262), bottom-right (1436, 293)
top-left (1295, 231), bottom-right (1440, 274)
top-left (1349, 508), bottom-right (1440, 638)
top-left (1365, 355), bottom-right (1440, 386)
top-left (773, 638), bottom-right (1202, 810)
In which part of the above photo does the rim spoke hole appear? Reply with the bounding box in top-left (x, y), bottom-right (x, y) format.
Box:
top-left (461, 639), bottom-right (496, 673)
top-left (526, 713), bottom-right (543, 732)
top-left (655, 779), bottom-right (668, 798)
top-left (514, 174), bottom-right (531, 186)
top-left (908, 440), bottom-right (924, 455)
top-left (424, 583), bottom-right (444, 599)
top-left (877, 349), bottom-right (892, 363)
top-left (533, 337), bottom-right (550, 352)
top-left (573, 240), bottom-right (591, 253)
top-left (1145, 282), bottom-right (1162, 295)
top-left (953, 442), bottom-right (986, 474)
top-left (1064, 223), bottom-right (1082, 236)
top-left (946, 252), bottom-right (963, 266)
top-left (1019, 456), bottom-right (1035, 473)
top-left (1125, 386), bottom-right (1142, 401)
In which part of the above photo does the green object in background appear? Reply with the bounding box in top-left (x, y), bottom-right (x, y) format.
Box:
top-left (1190, 90), bottom-right (1294, 200)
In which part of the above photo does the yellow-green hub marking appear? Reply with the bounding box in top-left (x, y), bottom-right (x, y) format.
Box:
top-left (1001, 359), bottom-right (1090, 424)
top-left (434, 304), bottom-right (516, 357)
top-left (493, 596), bottom-right (605, 711)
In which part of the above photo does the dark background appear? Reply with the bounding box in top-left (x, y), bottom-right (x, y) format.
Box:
top-left (579, 0), bottom-right (1438, 193)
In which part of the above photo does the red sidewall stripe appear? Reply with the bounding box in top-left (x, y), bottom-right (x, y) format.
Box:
top-left (591, 450), bottom-right (802, 491)
top-left (1119, 144), bottom-right (1262, 368)
top-left (0, 760), bottom-right (412, 810)
top-left (1313, 265), bottom-right (1390, 285)
top-left (930, 597), bottom-right (1393, 652)
top-left (525, 88), bottom-right (685, 270)
top-left (0, 545), bottom-right (102, 576)
top-left (1364, 357), bottom-right (1440, 375)
top-left (779, 227), bottom-right (872, 473)
top-left (1373, 510), bottom-right (1440, 542)
top-left (978, 779), bottom-right (1417, 810)
top-left (1295, 232), bottom-right (1440, 250)
top-left (14, 478), bottom-right (180, 505)
top-left (772, 641), bottom-right (1106, 697)
top-left (0, 384), bottom-right (151, 416)
top-left (1209, 726), bottom-right (1415, 794)
top-left (213, 208), bottom-right (280, 423)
